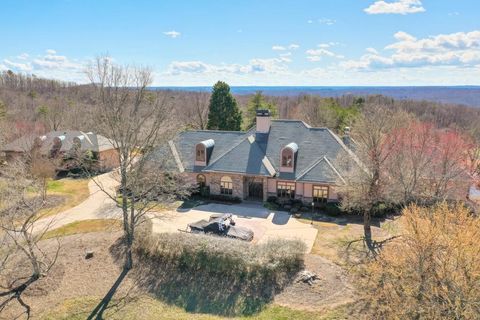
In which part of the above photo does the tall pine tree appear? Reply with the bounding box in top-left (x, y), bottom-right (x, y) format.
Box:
top-left (207, 81), bottom-right (242, 131)
top-left (245, 91), bottom-right (277, 129)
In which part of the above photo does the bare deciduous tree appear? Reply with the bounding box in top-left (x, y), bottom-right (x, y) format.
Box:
top-left (386, 122), bottom-right (473, 204)
top-left (184, 91), bottom-right (210, 130)
top-left (0, 160), bottom-right (59, 319)
top-left (337, 105), bottom-right (410, 253)
top-left (86, 56), bottom-right (193, 271)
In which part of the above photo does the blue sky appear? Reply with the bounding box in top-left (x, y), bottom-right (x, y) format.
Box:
top-left (1, 0), bottom-right (479, 86)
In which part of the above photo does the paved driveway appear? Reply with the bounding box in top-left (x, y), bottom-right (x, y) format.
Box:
top-left (35, 173), bottom-right (318, 253)
top-left (32, 172), bottom-right (122, 234)
top-left (151, 202), bottom-right (318, 253)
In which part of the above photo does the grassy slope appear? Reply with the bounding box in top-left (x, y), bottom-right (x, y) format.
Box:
top-left (38, 178), bottom-right (90, 218)
top-left (298, 217), bottom-right (398, 265)
top-left (41, 295), bottom-right (348, 320)
top-left (42, 219), bottom-right (122, 239)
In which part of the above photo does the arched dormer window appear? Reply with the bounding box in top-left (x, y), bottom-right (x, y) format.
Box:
top-left (280, 142), bottom-right (298, 172)
top-left (196, 144), bottom-right (205, 162)
top-left (194, 139), bottom-right (215, 166)
top-left (282, 149), bottom-right (293, 167)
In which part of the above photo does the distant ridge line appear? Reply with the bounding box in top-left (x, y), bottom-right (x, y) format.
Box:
top-left (150, 86), bottom-right (480, 108)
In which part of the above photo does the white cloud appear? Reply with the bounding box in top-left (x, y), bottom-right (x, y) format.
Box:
top-left (342, 30), bottom-right (480, 70)
top-left (306, 47), bottom-right (344, 61)
top-left (307, 19), bottom-right (313, 24)
top-left (163, 30), bottom-right (181, 38)
top-left (364, 0), bottom-right (425, 15)
top-left (317, 42), bottom-right (340, 48)
top-left (17, 53), bottom-right (29, 60)
top-left (272, 44), bottom-right (299, 51)
top-left (318, 18), bottom-right (336, 25)
top-left (3, 59), bottom-right (32, 72)
top-left (165, 57), bottom-right (290, 76)
top-left (33, 50), bottom-right (79, 70)
top-left (1, 50), bottom-right (87, 82)
top-left (366, 47), bottom-right (379, 54)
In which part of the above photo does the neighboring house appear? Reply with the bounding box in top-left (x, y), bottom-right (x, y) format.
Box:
top-left (1, 130), bottom-right (119, 171)
top-left (153, 110), bottom-right (359, 205)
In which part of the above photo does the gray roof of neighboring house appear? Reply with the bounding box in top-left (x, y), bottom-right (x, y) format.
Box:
top-left (2, 131), bottom-right (116, 154)
top-left (153, 120), bottom-right (358, 183)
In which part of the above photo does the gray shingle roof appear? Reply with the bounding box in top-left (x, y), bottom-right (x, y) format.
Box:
top-left (297, 157), bottom-right (345, 183)
top-left (155, 120), bottom-right (357, 183)
top-left (204, 137), bottom-right (271, 176)
top-left (172, 130), bottom-right (249, 172)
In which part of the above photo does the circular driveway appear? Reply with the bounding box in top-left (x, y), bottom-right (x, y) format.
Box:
top-left (150, 202), bottom-right (318, 253)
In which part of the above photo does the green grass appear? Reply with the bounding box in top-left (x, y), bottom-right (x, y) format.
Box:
top-left (38, 178), bottom-right (90, 218)
top-left (41, 295), bottom-right (348, 320)
top-left (42, 219), bottom-right (122, 239)
top-left (297, 217), bottom-right (392, 265)
top-left (46, 180), bottom-right (64, 192)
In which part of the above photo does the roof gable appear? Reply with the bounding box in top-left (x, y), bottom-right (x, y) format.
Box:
top-left (297, 157), bottom-right (345, 183)
top-left (204, 135), bottom-right (273, 176)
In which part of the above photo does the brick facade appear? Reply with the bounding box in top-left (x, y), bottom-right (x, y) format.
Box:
top-left (188, 172), bottom-right (338, 204)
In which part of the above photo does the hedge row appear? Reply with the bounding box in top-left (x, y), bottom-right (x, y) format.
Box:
top-left (132, 223), bottom-right (306, 315)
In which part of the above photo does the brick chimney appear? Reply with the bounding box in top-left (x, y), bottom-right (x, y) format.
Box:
top-left (342, 126), bottom-right (351, 147)
top-left (256, 109), bottom-right (271, 133)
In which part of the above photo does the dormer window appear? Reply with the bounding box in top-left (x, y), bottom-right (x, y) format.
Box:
top-left (196, 145), bottom-right (205, 161)
top-left (282, 149), bottom-right (293, 167)
top-left (280, 142), bottom-right (298, 173)
top-left (194, 139), bottom-right (215, 166)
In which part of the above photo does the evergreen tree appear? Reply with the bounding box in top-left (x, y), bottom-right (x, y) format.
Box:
top-left (245, 91), bottom-right (277, 129)
top-left (207, 81), bottom-right (242, 131)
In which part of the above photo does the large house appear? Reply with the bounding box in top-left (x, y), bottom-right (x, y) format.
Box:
top-left (157, 110), bottom-right (359, 205)
top-left (1, 130), bottom-right (119, 171)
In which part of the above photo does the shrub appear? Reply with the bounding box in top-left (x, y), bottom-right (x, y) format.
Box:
top-left (208, 194), bottom-right (242, 203)
top-left (199, 185), bottom-right (210, 197)
top-left (371, 202), bottom-right (398, 217)
top-left (358, 203), bottom-right (480, 319)
top-left (267, 195), bottom-right (277, 203)
top-left (315, 202), bottom-right (342, 215)
top-left (132, 229), bottom-right (306, 316)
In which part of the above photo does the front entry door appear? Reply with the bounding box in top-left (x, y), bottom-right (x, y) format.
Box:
top-left (248, 178), bottom-right (263, 200)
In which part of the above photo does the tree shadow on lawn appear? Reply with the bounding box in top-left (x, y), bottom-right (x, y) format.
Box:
top-left (86, 268), bottom-right (129, 320)
top-left (108, 237), bottom-right (302, 317)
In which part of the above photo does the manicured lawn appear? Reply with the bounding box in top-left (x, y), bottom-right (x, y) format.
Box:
top-left (38, 178), bottom-right (90, 218)
top-left (41, 295), bottom-right (348, 320)
top-left (299, 216), bottom-right (398, 265)
top-left (42, 219), bottom-right (122, 239)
